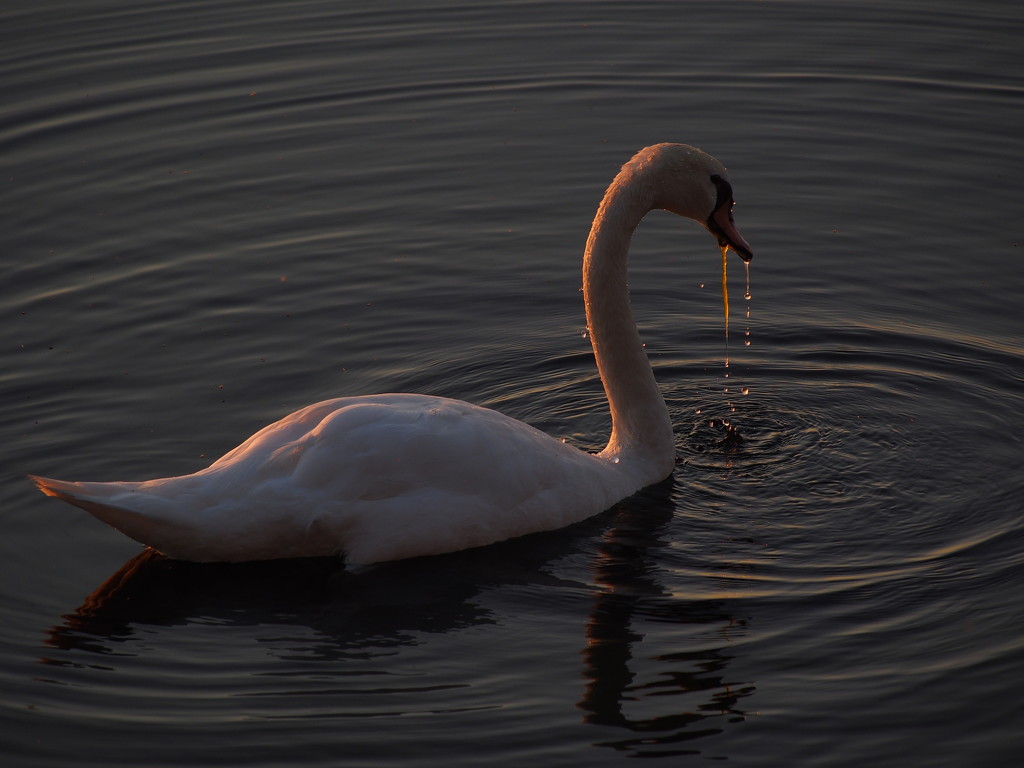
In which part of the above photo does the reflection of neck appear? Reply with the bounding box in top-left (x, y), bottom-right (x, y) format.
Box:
top-left (577, 484), bottom-right (752, 753)
top-left (578, 485), bottom-right (670, 732)
top-left (584, 165), bottom-right (673, 482)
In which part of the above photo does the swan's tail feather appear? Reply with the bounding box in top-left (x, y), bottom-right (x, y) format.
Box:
top-left (29, 474), bottom-right (89, 502)
top-left (28, 475), bottom-right (184, 555)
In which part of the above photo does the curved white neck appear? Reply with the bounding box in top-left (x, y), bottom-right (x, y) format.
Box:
top-left (584, 162), bottom-right (675, 481)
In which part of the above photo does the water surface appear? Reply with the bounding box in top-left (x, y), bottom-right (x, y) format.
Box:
top-left (3, 1), bottom-right (1023, 766)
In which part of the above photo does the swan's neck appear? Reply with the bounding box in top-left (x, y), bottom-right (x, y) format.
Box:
top-left (584, 163), bottom-right (675, 479)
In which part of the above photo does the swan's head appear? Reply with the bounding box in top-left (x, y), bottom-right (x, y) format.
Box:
top-left (643, 143), bottom-right (754, 262)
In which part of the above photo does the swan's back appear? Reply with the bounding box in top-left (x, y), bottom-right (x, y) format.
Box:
top-left (33, 395), bottom-right (635, 564)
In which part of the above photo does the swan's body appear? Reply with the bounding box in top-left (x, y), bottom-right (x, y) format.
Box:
top-left (31, 143), bottom-right (753, 565)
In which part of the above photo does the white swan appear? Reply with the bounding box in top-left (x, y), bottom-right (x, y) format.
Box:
top-left (30, 143), bottom-right (753, 565)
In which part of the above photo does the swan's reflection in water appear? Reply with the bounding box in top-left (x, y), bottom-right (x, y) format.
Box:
top-left (45, 549), bottom-right (495, 657)
top-left (44, 483), bottom-right (754, 758)
top-left (579, 479), bottom-right (755, 757)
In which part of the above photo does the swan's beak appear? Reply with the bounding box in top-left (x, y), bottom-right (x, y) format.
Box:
top-left (708, 202), bottom-right (753, 262)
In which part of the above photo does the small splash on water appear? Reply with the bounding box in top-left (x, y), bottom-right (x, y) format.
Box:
top-left (718, 421), bottom-right (744, 453)
top-left (689, 417), bottom-right (745, 455)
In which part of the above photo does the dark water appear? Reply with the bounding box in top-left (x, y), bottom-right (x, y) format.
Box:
top-left (4, 1), bottom-right (1023, 765)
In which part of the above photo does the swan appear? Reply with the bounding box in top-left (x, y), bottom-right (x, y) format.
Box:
top-left (29, 143), bottom-right (753, 565)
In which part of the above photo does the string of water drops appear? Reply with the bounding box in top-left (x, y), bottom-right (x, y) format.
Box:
top-left (743, 259), bottom-right (752, 349)
top-left (703, 248), bottom-right (752, 449)
top-left (722, 249), bottom-right (735, 412)
top-left (725, 257), bottom-right (753, 403)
